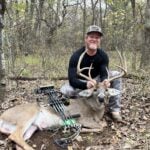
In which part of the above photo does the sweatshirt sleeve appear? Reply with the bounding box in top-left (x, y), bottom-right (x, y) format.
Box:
top-left (68, 53), bottom-right (87, 90)
top-left (99, 51), bottom-right (109, 81)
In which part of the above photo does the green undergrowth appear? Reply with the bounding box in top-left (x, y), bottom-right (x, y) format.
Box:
top-left (6, 50), bottom-right (144, 79)
top-left (7, 53), bottom-right (69, 78)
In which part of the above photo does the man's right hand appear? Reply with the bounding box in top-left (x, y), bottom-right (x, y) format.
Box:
top-left (86, 80), bottom-right (96, 89)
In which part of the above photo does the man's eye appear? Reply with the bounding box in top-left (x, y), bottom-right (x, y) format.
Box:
top-left (89, 36), bottom-right (94, 38)
top-left (89, 36), bottom-right (99, 39)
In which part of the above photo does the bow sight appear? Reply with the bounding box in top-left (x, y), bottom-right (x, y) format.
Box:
top-left (35, 85), bottom-right (81, 149)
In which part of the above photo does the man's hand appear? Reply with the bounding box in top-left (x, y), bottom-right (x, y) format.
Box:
top-left (87, 79), bottom-right (97, 89)
top-left (102, 79), bottom-right (110, 89)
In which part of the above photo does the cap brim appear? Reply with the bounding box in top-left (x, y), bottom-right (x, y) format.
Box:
top-left (87, 31), bottom-right (103, 36)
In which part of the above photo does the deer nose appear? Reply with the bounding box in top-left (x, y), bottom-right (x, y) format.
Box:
top-left (98, 92), bottom-right (105, 103)
top-left (98, 97), bottom-right (104, 103)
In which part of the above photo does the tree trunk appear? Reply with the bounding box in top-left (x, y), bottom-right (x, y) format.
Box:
top-left (91, 0), bottom-right (98, 24)
top-left (130, 0), bottom-right (137, 70)
top-left (82, 0), bottom-right (86, 42)
top-left (140, 0), bottom-right (150, 69)
top-left (0, 0), bottom-right (6, 103)
top-left (99, 0), bottom-right (103, 27)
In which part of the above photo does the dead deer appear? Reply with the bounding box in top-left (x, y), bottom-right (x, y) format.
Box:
top-left (0, 103), bottom-right (63, 150)
top-left (0, 90), bottom-right (106, 150)
top-left (75, 50), bottom-right (127, 123)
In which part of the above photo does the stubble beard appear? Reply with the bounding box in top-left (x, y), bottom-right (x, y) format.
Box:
top-left (88, 43), bottom-right (98, 51)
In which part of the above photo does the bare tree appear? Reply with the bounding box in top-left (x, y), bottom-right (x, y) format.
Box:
top-left (130, 0), bottom-right (137, 70)
top-left (82, 0), bottom-right (87, 41)
top-left (140, 0), bottom-right (150, 69)
top-left (0, 0), bottom-right (6, 102)
top-left (91, 0), bottom-right (99, 24)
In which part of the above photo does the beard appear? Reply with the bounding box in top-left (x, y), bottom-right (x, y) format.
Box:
top-left (87, 43), bottom-right (98, 51)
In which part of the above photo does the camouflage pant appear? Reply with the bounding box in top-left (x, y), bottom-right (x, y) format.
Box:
top-left (60, 71), bottom-right (122, 112)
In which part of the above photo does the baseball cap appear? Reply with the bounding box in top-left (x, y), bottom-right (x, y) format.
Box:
top-left (86, 25), bottom-right (103, 36)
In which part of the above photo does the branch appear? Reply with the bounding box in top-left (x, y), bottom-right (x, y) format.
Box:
top-left (8, 76), bottom-right (48, 81)
top-left (81, 128), bottom-right (103, 133)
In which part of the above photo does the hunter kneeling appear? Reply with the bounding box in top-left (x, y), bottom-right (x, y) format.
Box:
top-left (61, 25), bottom-right (127, 122)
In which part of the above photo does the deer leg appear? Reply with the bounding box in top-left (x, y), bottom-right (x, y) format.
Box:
top-left (23, 125), bottom-right (38, 140)
top-left (16, 145), bottom-right (24, 150)
top-left (9, 134), bottom-right (34, 150)
top-left (93, 107), bottom-right (105, 124)
top-left (8, 127), bottom-right (34, 150)
top-left (93, 113), bottom-right (102, 124)
top-left (97, 107), bottom-right (105, 119)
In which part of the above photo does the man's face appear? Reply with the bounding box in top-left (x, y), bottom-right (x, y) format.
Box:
top-left (85, 32), bottom-right (101, 51)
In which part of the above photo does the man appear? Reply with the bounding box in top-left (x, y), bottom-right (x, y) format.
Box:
top-left (61, 25), bottom-right (122, 121)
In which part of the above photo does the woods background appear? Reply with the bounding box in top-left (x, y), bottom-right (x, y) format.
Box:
top-left (0, 0), bottom-right (150, 87)
top-left (0, 1), bottom-right (149, 149)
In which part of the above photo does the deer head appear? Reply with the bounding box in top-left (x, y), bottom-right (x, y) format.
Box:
top-left (77, 50), bottom-right (127, 110)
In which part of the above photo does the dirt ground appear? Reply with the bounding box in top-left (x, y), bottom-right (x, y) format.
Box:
top-left (0, 77), bottom-right (149, 150)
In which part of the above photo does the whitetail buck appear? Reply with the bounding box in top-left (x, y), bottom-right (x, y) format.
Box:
top-left (0, 101), bottom-right (103, 150)
top-left (66, 50), bottom-right (127, 125)
top-left (0, 103), bottom-right (63, 150)
top-left (0, 87), bottom-right (106, 150)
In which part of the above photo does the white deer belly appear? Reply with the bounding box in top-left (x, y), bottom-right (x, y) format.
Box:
top-left (0, 117), bottom-right (39, 140)
top-left (34, 109), bottom-right (63, 130)
top-left (0, 120), bottom-right (16, 134)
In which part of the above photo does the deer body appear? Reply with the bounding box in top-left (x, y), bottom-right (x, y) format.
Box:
top-left (65, 98), bottom-right (105, 128)
top-left (0, 103), bottom-right (63, 150)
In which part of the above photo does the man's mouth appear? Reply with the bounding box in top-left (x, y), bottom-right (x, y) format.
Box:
top-left (89, 43), bottom-right (97, 50)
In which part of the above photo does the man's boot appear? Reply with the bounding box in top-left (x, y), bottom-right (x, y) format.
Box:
top-left (111, 112), bottom-right (122, 122)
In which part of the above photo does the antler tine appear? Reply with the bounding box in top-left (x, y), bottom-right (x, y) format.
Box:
top-left (117, 49), bottom-right (124, 67)
top-left (88, 63), bottom-right (93, 79)
top-left (108, 50), bottom-right (127, 82)
top-left (106, 67), bottom-right (109, 80)
top-left (123, 54), bottom-right (127, 72)
top-left (109, 67), bottom-right (127, 82)
top-left (117, 50), bottom-right (127, 72)
top-left (77, 51), bottom-right (93, 81)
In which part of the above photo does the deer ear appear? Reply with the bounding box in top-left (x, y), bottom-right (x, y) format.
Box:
top-left (79, 89), bottom-right (93, 97)
top-left (107, 88), bottom-right (121, 96)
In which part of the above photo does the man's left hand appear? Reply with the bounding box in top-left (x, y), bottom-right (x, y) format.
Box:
top-left (102, 79), bottom-right (110, 88)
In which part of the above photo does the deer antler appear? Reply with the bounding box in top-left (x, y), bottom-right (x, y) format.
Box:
top-left (108, 50), bottom-right (127, 82)
top-left (77, 51), bottom-right (93, 81)
top-left (77, 51), bottom-right (97, 97)
top-left (77, 50), bottom-right (127, 85)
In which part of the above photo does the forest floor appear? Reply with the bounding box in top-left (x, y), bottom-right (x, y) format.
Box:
top-left (0, 76), bottom-right (149, 150)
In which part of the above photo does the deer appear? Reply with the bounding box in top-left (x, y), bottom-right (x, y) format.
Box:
top-left (66, 50), bottom-right (127, 124)
top-left (0, 95), bottom-right (102, 150)
top-left (0, 102), bottom-right (64, 150)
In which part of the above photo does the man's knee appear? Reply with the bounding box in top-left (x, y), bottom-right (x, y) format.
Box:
top-left (109, 70), bottom-right (120, 77)
top-left (109, 70), bottom-right (122, 87)
top-left (60, 82), bottom-right (76, 97)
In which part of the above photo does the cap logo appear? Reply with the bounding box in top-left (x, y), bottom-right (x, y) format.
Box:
top-left (92, 26), bottom-right (99, 31)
